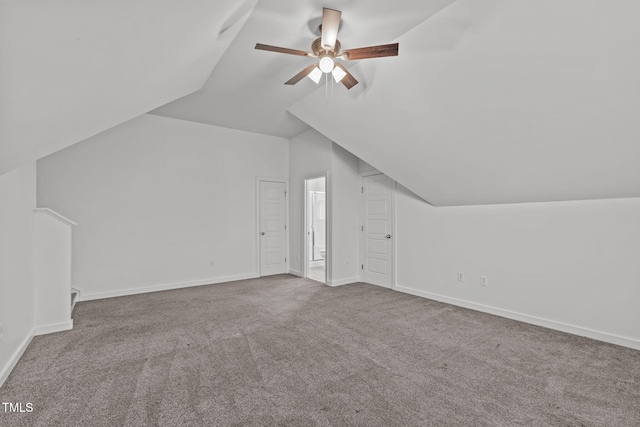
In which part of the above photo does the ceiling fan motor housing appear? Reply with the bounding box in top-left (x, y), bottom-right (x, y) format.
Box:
top-left (312, 38), bottom-right (341, 57)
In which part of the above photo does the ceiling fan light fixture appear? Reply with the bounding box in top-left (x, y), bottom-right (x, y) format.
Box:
top-left (307, 66), bottom-right (323, 84)
top-left (255, 7), bottom-right (399, 90)
top-left (331, 65), bottom-right (347, 83)
top-left (318, 57), bottom-right (334, 73)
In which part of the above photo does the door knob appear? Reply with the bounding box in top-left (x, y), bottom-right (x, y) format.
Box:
top-left (386, 234), bottom-right (391, 239)
top-left (261, 232), bottom-right (265, 235)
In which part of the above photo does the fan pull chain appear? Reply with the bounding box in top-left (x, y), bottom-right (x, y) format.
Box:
top-left (325, 73), bottom-right (328, 99)
top-left (330, 72), bottom-right (334, 102)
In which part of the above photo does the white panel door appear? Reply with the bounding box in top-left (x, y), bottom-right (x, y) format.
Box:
top-left (260, 181), bottom-right (287, 276)
top-left (362, 174), bottom-right (393, 288)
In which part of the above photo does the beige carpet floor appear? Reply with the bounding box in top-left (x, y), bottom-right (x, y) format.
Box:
top-left (1, 274), bottom-right (639, 426)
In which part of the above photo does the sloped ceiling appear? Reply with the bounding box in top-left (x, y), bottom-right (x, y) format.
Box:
top-left (0, 0), bottom-right (255, 175)
top-left (3, 0), bottom-right (639, 207)
top-left (289, 0), bottom-right (640, 206)
top-left (151, 0), bottom-right (456, 138)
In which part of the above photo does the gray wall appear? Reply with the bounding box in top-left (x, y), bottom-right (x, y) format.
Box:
top-left (0, 162), bottom-right (36, 385)
top-left (289, 129), bottom-right (361, 286)
top-left (37, 114), bottom-right (289, 299)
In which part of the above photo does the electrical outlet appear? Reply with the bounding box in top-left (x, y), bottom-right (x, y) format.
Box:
top-left (457, 272), bottom-right (464, 282)
top-left (481, 276), bottom-right (488, 287)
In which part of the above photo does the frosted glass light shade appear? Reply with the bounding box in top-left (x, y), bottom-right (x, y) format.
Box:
top-left (332, 66), bottom-right (346, 83)
top-left (307, 67), bottom-right (322, 84)
top-left (318, 57), bottom-right (334, 73)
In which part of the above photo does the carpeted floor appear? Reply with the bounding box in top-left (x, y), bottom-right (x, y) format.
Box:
top-left (1, 275), bottom-right (639, 426)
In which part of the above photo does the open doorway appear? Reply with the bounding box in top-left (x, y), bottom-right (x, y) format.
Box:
top-left (304, 176), bottom-right (326, 283)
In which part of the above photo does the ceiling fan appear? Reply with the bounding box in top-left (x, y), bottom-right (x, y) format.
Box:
top-left (255, 7), bottom-right (399, 90)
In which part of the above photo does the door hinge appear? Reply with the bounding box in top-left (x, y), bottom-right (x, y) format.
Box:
top-left (285, 258), bottom-right (287, 263)
top-left (361, 186), bottom-right (364, 193)
top-left (361, 225), bottom-right (364, 231)
top-left (361, 264), bottom-right (364, 270)
top-left (284, 225), bottom-right (287, 230)
top-left (284, 191), bottom-right (287, 197)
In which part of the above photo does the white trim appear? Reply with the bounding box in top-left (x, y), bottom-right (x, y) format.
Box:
top-left (303, 173), bottom-right (328, 284)
top-left (359, 174), bottom-right (364, 282)
top-left (325, 170), bottom-right (333, 286)
top-left (326, 276), bottom-right (359, 287)
top-left (33, 208), bottom-right (77, 226)
top-left (391, 180), bottom-right (397, 290)
top-left (360, 169), bottom-right (383, 178)
top-left (33, 320), bottom-right (73, 336)
top-left (0, 330), bottom-right (34, 388)
top-left (363, 281), bottom-right (392, 290)
top-left (71, 287), bottom-right (80, 310)
top-left (80, 273), bottom-right (258, 301)
top-left (395, 284), bottom-right (640, 351)
top-left (309, 260), bottom-right (325, 268)
top-left (289, 269), bottom-right (303, 277)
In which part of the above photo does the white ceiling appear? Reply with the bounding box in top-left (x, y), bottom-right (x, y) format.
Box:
top-left (2, 0), bottom-right (639, 206)
top-left (289, 0), bottom-right (640, 205)
top-left (0, 0), bottom-right (250, 175)
top-left (150, 0), bottom-right (456, 138)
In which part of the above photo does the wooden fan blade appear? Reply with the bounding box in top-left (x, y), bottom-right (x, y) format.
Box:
top-left (285, 64), bottom-right (318, 85)
top-left (255, 43), bottom-right (311, 57)
top-left (320, 8), bottom-right (341, 50)
top-left (341, 43), bottom-right (399, 60)
top-left (334, 63), bottom-right (358, 90)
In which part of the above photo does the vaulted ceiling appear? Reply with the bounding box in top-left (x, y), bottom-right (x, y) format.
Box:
top-left (2, 0), bottom-right (639, 206)
top-left (150, 0), bottom-right (456, 137)
top-left (0, 0), bottom-right (255, 175)
top-left (289, 0), bottom-right (640, 205)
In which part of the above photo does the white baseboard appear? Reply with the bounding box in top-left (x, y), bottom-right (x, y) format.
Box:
top-left (309, 260), bottom-right (325, 268)
top-left (289, 269), bottom-right (303, 277)
top-left (395, 285), bottom-right (640, 351)
top-left (0, 329), bottom-right (34, 388)
top-left (326, 276), bottom-right (360, 287)
top-left (364, 281), bottom-right (393, 290)
top-left (33, 320), bottom-right (73, 336)
top-left (71, 287), bottom-right (80, 312)
top-left (80, 273), bottom-right (259, 301)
